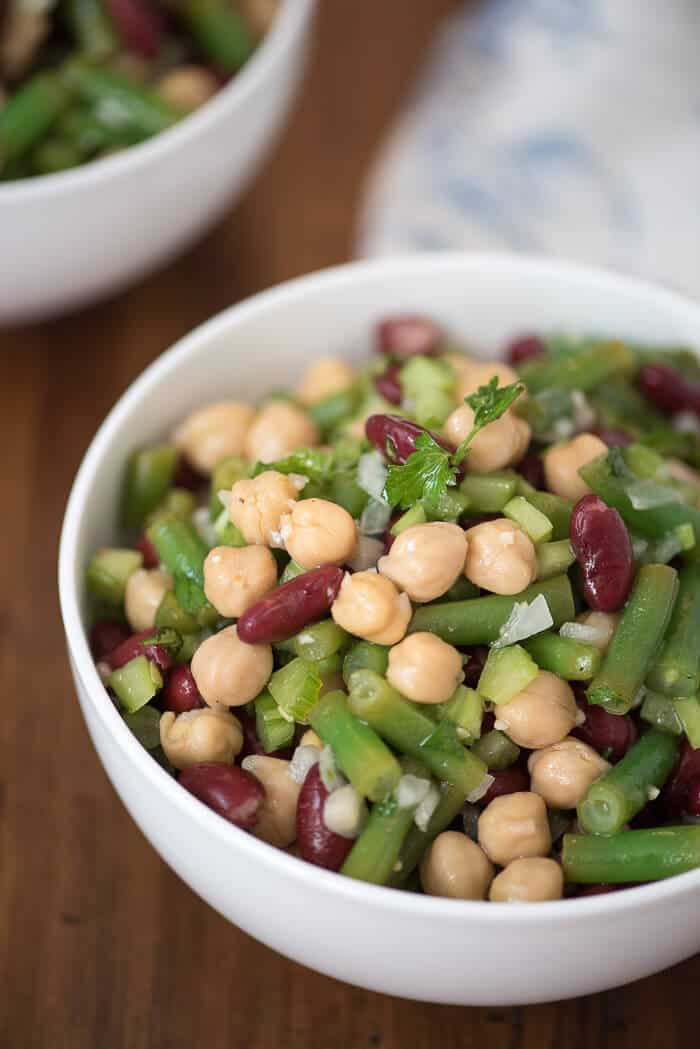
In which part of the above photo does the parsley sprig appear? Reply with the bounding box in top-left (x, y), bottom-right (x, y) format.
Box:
top-left (384, 377), bottom-right (524, 509)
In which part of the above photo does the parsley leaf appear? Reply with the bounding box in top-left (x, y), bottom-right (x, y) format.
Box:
top-left (384, 432), bottom-right (456, 510)
top-left (384, 377), bottom-right (525, 509)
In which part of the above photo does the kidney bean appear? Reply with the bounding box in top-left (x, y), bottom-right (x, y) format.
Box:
top-left (365, 414), bottom-right (454, 464)
top-left (479, 766), bottom-right (530, 806)
top-left (663, 739), bottom-right (700, 817)
top-left (684, 776), bottom-right (700, 818)
top-left (162, 665), bottom-right (205, 713)
top-left (107, 628), bottom-right (172, 676)
top-left (178, 763), bottom-right (265, 830)
top-left (105, 0), bottom-right (164, 56)
top-left (136, 533), bottom-right (159, 569)
top-left (90, 620), bottom-right (130, 660)
top-left (516, 452), bottom-right (544, 490)
top-left (237, 566), bottom-right (344, 644)
top-left (570, 494), bottom-right (634, 612)
top-left (173, 456), bottom-right (205, 492)
top-left (296, 764), bottom-right (354, 870)
top-left (505, 333), bottom-right (545, 367)
top-left (572, 696), bottom-right (637, 763)
top-left (462, 645), bottom-right (489, 688)
top-left (480, 710), bottom-right (496, 735)
top-left (578, 884), bottom-right (619, 897)
top-left (375, 315), bottom-right (442, 358)
top-left (374, 364), bottom-right (403, 405)
top-left (638, 363), bottom-right (700, 417)
top-left (590, 427), bottom-right (633, 448)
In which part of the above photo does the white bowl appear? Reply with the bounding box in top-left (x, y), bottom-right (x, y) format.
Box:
top-left (59, 254), bottom-right (700, 1005)
top-left (0, 0), bottom-right (314, 324)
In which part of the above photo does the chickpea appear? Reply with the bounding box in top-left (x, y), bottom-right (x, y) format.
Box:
top-left (420, 831), bottom-right (494, 900)
top-left (297, 357), bottom-right (355, 406)
top-left (157, 65), bottom-right (219, 111)
top-left (191, 625), bottom-right (272, 709)
top-left (576, 610), bottom-right (619, 651)
top-left (124, 568), bottom-right (172, 632)
top-left (387, 632), bottom-right (464, 704)
top-left (280, 498), bottom-right (358, 568)
top-left (331, 571), bottom-right (411, 645)
top-left (528, 737), bottom-right (610, 810)
top-left (444, 404), bottom-right (530, 474)
top-left (244, 401), bottom-right (319, 463)
top-left (489, 858), bottom-right (563, 902)
top-left (203, 545), bottom-right (277, 617)
top-left (478, 792), bottom-right (552, 866)
top-left (173, 401), bottom-right (255, 476)
top-left (542, 432), bottom-right (607, 503)
top-left (159, 708), bottom-right (243, 770)
top-left (241, 755), bottom-right (301, 848)
top-left (377, 522), bottom-right (467, 602)
top-left (464, 518), bottom-right (537, 596)
top-left (495, 670), bottom-right (578, 749)
top-left (453, 359), bottom-right (518, 402)
top-left (229, 470), bottom-right (301, 547)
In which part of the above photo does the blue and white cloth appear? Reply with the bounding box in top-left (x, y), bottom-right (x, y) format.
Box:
top-left (357, 0), bottom-right (700, 297)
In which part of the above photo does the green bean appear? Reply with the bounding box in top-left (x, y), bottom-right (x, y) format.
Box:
top-left (577, 729), bottom-right (679, 835)
top-left (340, 792), bottom-right (418, 886)
top-left (472, 730), bottom-right (520, 770)
top-left (523, 631), bottom-right (601, 681)
top-left (154, 590), bottom-right (200, 635)
top-left (347, 671), bottom-right (488, 796)
top-left (535, 539), bottom-right (576, 579)
top-left (459, 472), bottom-right (519, 512)
top-left (122, 444), bottom-right (179, 528)
top-left (310, 690), bottom-right (401, 802)
top-left (646, 564), bottom-right (700, 697)
top-left (640, 692), bottom-right (683, 736)
top-left (0, 74), bottom-right (70, 171)
top-left (209, 455), bottom-right (248, 519)
top-left (387, 780), bottom-right (468, 887)
top-left (342, 640), bottom-right (390, 688)
top-left (673, 695), bottom-right (700, 749)
top-left (64, 63), bottom-right (181, 139)
top-left (65, 0), bottom-right (119, 57)
top-left (519, 340), bottom-right (636, 394)
top-left (587, 564), bottom-right (678, 714)
top-left (179, 0), bottom-right (257, 71)
top-left (562, 826), bottom-right (700, 883)
top-left (408, 575), bottom-right (575, 646)
top-left (146, 513), bottom-right (210, 614)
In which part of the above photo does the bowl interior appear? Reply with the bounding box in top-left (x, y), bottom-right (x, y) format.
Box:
top-left (60, 252), bottom-right (700, 920)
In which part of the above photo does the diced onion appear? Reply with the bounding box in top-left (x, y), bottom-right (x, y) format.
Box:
top-left (217, 488), bottom-right (231, 512)
top-left (319, 745), bottom-right (346, 792)
top-left (414, 783), bottom-right (441, 832)
top-left (647, 786), bottom-right (660, 801)
top-left (395, 773), bottom-right (431, 810)
top-left (348, 535), bottom-right (385, 572)
top-left (673, 412), bottom-right (700, 435)
top-left (323, 784), bottom-right (367, 838)
top-left (359, 498), bottom-right (392, 536)
top-left (357, 451), bottom-right (388, 502)
top-left (571, 390), bottom-right (595, 431)
top-left (492, 594), bottom-right (554, 649)
top-left (466, 773), bottom-right (495, 804)
top-left (288, 744), bottom-right (320, 784)
top-left (560, 621), bottom-right (608, 647)
top-left (626, 479), bottom-right (681, 511)
top-left (192, 506), bottom-right (218, 548)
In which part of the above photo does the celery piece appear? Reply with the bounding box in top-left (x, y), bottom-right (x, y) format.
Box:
top-left (268, 657), bottom-right (322, 724)
top-left (400, 356), bottom-right (455, 428)
top-left (503, 496), bottom-right (553, 544)
top-left (123, 705), bottom-right (161, 749)
top-left (435, 685), bottom-right (483, 743)
top-left (108, 655), bottom-right (162, 713)
top-left (459, 471), bottom-right (519, 513)
top-left (391, 504), bottom-right (427, 536)
top-left (673, 695), bottom-right (700, 749)
top-left (255, 691), bottom-right (295, 752)
top-left (478, 644), bottom-right (539, 705)
top-left (86, 548), bottom-right (143, 605)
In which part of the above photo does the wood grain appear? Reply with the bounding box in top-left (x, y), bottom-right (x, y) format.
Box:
top-left (1, 2), bottom-right (698, 1046)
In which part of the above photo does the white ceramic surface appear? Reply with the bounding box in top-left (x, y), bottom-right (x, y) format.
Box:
top-left (0, 0), bottom-right (314, 324)
top-left (59, 255), bottom-right (700, 1005)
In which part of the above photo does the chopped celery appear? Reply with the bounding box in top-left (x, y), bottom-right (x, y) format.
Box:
top-left (155, 590), bottom-right (199, 635)
top-left (123, 705), bottom-right (161, 749)
top-left (673, 695), bottom-right (700, 748)
top-left (459, 471), bottom-right (519, 512)
top-left (108, 655), bottom-right (162, 713)
top-left (268, 657), bottom-right (322, 724)
top-left (478, 644), bottom-right (539, 705)
top-left (503, 496), bottom-right (553, 544)
top-left (390, 504), bottom-right (427, 536)
top-left (276, 620), bottom-right (349, 662)
top-left (209, 455), bottom-right (248, 519)
top-left (86, 548), bottom-right (142, 604)
top-left (400, 356), bottom-right (455, 428)
top-left (255, 691), bottom-right (296, 752)
top-left (280, 559), bottom-right (305, 583)
top-left (472, 729), bottom-right (520, 770)
top-left (213, 508), bottom-right (247, 547)
top-left (435, 686), bottom-right (483, 743)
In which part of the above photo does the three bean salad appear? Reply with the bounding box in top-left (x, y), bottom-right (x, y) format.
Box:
top-left (87, 317), bottom-right (700, 902)
top-left (0, 0), bottom-right (274, 179)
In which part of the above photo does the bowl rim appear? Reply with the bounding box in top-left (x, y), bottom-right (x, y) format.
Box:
top-left (58, 251), bottom-right (700, 923)
top-left (0, 0), bottom-right (314, 201)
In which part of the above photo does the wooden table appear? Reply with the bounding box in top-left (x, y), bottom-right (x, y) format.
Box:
top-left (1, 2), bottom-right (698, 1045)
